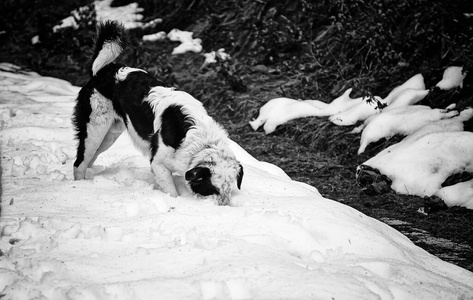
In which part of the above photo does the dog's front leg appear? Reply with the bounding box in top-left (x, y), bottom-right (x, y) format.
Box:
top-left (151, 162), bottom-right (178, 197)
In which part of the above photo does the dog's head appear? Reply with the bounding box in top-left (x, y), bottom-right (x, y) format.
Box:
top-left (185, 146), bottom-right (243, 206)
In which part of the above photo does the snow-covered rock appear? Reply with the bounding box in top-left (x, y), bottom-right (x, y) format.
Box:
top-left (1, 65), bottom-right (473, 299)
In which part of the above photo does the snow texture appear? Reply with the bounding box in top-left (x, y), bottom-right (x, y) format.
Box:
top-left (357, 106), bottom-right (463, 154)
top-left (250, 73), bottom-right (427, 133)
top-left (360, 109), bottom-right (473, 206)
top-left (167, 29), bottom-right (203, 55)
top-left (436, 66), bottom-right (467, 90)
top-left (249, 97), bottom-right (329, 134)
top-left (1, 64), bottom-right (473, 299)
top-left (143, 28), bottom-right (204, 55)
top-left (142, 31), bottom-right (166, 42)
top-left (53, 0), bottom-right (145, 33)
top-left (202, 49), bottom-right (231, 68)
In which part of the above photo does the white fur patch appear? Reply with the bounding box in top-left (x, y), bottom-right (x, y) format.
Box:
top-left (146, 86), bottom-right (209, 132)
top-left (115, 67), bottom-right (147, 82)
top-left (74, 90), bottom-right (118, 179)
top-left (92, 41), bottom-right (123, 75)
top-left (89, 89), bottom-right (117, 126)
top-left (125, 116), bottom-right (151, 157)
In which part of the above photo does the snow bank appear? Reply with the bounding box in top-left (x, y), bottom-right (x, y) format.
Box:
top-left (249, 97), bottom-right (328, 134)
top-left (360, 111), bottom-right (473, 205)
top-left (249, 73), bottom-right (427, 133)
top-left (357, 106), bottom-right (460, 154)
top-left (1, 64), bottom-right (473, 299)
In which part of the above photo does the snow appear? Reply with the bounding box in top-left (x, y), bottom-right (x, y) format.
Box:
top-left (360, 127), bottom-right (473, 205)
top-left (50, 1), bottom-right (207, 59)
top-left (357, 106), bottom-right (463, 154)
top-left (141, 28), bottom-right (206, 56)
top-left (382, 74), bottom-right (426, 105)
top-left (249, 97), bottom-right (327, 134)
top-left (328, 95), bottom-right (384, 126)
top-left (1, 64), bottom-right (473, 299)
top-left (435, 179), bottom-right (473, 209)
top-left (202, 49), bottom-right (231, 68)
top-left (436, 66), bottom-right (466, 90)
top-left (142, 31), bottom-right (166, 42)
top-left (166, 29), bottom-right (203, 55)
top-left (53, 0), bottom-right (145, 33)
top-left (250, 74), bottom-right (427, 133)
top-left (249, 68), bottom-right (473, 209)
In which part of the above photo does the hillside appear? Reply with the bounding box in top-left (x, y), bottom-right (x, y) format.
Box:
top-left (1, 0), bottom-right (473, 271)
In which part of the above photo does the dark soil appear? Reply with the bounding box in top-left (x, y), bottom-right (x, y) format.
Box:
top-left (1, 0), bottom-right (472, 272)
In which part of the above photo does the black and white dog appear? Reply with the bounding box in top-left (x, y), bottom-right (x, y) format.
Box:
top-left (72, 21), bottom-right (243, 205)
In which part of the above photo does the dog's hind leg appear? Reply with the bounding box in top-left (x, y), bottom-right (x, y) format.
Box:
top-left (88, 119), bottom-right (125, 167)
top-left (73, 91), bottom-right (118, 180)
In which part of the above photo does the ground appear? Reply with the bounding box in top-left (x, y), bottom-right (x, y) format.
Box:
top-left (0, 0), bottom-right (472, 272)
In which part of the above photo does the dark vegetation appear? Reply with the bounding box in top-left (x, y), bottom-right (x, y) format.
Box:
top-left (1, 0), bottom-right (473, 271)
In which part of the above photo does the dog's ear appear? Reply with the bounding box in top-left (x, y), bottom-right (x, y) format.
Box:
top-left (185, 166), bottom-right (211, 181)
top-left (236, 164), bottom-right (244, 189)
top-left (186, 167), bottom-right (219, 197)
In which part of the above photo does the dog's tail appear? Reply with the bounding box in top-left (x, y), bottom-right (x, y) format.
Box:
top-left (90, 20), bottom-right (126, 76)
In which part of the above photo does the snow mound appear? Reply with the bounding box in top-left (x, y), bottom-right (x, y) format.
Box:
top-left (1, 65), bottom-right (473, 299)
top-left (436, 66), bottom-right (467, 90)
top-left (249, 97), bottom-right (327, 134)
top-left (360, 122), bottom-right (473, 201)
top-left (329, 95), bottom-right (384, 126)
top-left (357, 106), bottom-right (461, 154)
top-left (250, 73), bottom-right (427, 133)
top-left (383, 74), bottom-right (426, 105)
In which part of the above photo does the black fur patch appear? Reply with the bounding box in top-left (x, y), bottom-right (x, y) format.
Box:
top-left (72, 80), bottom-right (94, 167)
top-left (93, 63), bottom-right (124, 101)
top-left (112, 70), bottom-right (163, 141)
top-left (150, 131), bottom-right (160, 161)
top-left (161, 105), bottom-right (194, 149)
top-left (185, 167), bottom-right (220, 196)
top-left (237, 164), bottom-right (244, 189)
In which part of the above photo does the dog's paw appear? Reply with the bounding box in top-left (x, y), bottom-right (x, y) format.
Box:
top-left (217, 195), bottom-right (231, 206)
top-left (73, 166), bottom-right (86, 180)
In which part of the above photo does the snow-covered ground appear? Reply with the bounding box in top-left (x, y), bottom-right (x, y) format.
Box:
top-left (1, 64), bottom-right (473, 299)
